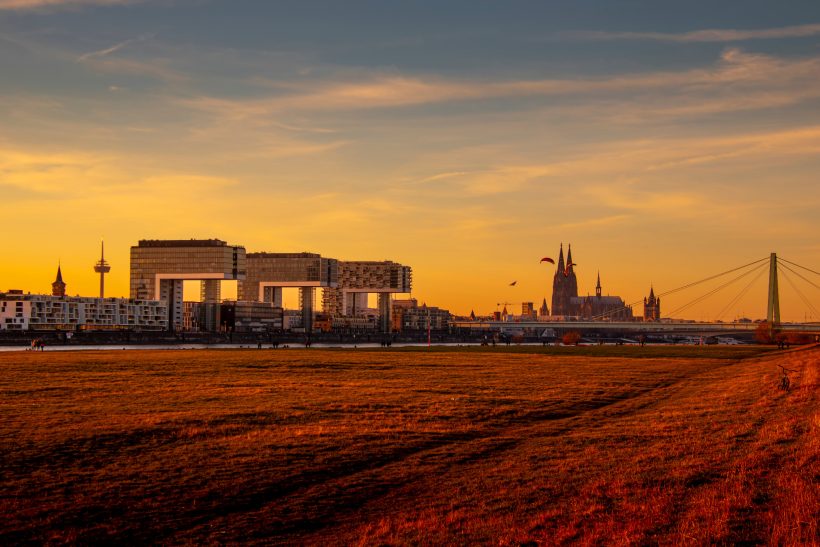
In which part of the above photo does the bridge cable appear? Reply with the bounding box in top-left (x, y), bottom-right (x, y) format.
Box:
top-left (667, 262), bottom-right (767, 319)
top-left (778, 264), bottom-right (820, 320)
top-left (587, 256), bottom-right (769, 321)
top-left (778, 257), bottom-right (820, 278)
top-left (715, 263), bottom-right (769, 321)
top-left (666, 262), bottom-right (769, 319)
top-left (777, 260), bottom-right (820, 291)
top-left (657, 256), bottom-right (769, 299)
top-left (778, 267), bottom-right (820, 320)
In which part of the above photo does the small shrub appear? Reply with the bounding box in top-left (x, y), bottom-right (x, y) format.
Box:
top-left (562, 331), bottom-right (581, 346)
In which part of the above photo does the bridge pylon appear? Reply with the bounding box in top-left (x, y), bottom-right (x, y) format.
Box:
top-left (767, 252), bottom-right (780, 331)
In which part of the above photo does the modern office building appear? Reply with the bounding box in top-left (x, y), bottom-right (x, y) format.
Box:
top-left (331, 315), bottom-right (378, 333)
top-left (0, 290), bottom-right (167, 331)
top-left (323, 261), bottom-right (412, 333)
top-left (220, 300), bottom-right (283, 333)
top-left (182, 301), bottom-right (203, 332)
top-left (238, 252), bottom-right (338, 333)
top-left (130, 239), bottom-right (246, 331)
top-left (391, 298), bottom-right (451, 332)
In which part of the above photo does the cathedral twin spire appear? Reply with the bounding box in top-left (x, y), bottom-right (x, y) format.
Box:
top-left (556, 243), bottom-right (565, 272)
top-left (552, 243), bottom-right (578, 316)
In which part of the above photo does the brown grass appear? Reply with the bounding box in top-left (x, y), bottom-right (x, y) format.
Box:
top-left (0, 345), bottom-right (816, 544)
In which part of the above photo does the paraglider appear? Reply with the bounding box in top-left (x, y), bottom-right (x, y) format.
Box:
top-left (540, 257), bottom-right (555, 264)
top-left (563, 262), bottom-right (577, 277)
top-left (509, 281), bottom-right (517, 286)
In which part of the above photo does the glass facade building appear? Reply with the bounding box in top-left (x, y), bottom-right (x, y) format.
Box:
top-left (238, 252), bottom-right (338, 333)
top-left (238, 252), bottom-right (338, 302)
top-left (323, 261), bottom-right (412, 333)
top-left (130, 239), bottom-right (246, 331)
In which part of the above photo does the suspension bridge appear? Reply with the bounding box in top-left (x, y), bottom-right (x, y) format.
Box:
top-left (452, 253), bottom-right (820, 338)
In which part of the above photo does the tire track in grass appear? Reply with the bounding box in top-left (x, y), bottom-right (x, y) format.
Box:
top-left (170, 358), bottom-right (752, 542)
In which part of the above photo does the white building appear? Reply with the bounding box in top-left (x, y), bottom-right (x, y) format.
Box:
top-left (0, 290), bottom-right (168, 331)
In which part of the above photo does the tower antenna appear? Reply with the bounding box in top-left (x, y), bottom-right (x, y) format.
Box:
top-left (94, 239), bottom-right (111, 298)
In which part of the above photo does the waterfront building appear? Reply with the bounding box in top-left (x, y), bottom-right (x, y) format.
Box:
top-left (238, 252), bottom-right (337, 333)
top-left (392, 299), bottom-right (451, 332)
top-left (220, 301), bottom-right (283, 333)
top-left (182, 301), bottom-right (202, 332)
top-left (130, 239), bottom-right (246, 331)
top-left (313, 313), bottom-right (333, 333)
top-left (0, 290), bottom-right (167, 331)
top-left (51, 265), bottom-right (66, 297)
top-left (331, 315), bottom-right (377, 333)
top-left (644, 286), bottom-right (661, 321)
top-left (323, 260), bottom-right (412, 333)
top-left (521, 302), bottom-right (536, 319)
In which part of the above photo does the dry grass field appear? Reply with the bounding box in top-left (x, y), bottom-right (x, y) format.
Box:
top-left (1, 345), bottom-right (817, 544)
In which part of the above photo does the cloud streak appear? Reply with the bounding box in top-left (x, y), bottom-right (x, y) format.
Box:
top-left (77, 34), bottom-right (153, 62)
top-left (180, 48), bottom-right (820, 118)
top-left (562, 23), bottom-right (820, 43)
top-left (0, 0), bottom-right (136, 10)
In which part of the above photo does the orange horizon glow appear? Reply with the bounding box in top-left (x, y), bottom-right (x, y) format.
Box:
top-left (1, 8), bottom-right (819, 321)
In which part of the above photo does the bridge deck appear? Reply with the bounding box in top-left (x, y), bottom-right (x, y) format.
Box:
top-left (451, 320), bottom-right (820, 334)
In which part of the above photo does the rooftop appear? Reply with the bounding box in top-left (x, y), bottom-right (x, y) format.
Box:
top-left (136, 239), bottom-right (229, 248)
top-left (247, 252), bottom-right (323, 259)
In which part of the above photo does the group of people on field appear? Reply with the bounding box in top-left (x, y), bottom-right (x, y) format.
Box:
top-left (29, 339), bottom-right (45, 351)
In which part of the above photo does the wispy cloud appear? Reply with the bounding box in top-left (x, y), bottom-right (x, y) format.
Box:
top-left (399, 124), bottom-right (820, 216)
top-left (0, 0), bottom-right (137, 10)
top-left (77, 34), bottom-right (153, 62)
top-left (180, 48), bottom-right (820, 118)
top-left (562, 23), bottom-right (820, 43)
top-left (555, 215), bottom-right (632, 231)
top-left (79, 52), bottom-right (187, 83)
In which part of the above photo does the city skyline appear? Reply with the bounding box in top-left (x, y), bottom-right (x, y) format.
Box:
top-left (2, 1), bottom-right (819, 320)
top-left (10, 239), bottom-right (811, 323)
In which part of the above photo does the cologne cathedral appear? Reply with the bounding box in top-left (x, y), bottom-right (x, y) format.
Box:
top-left (550, 244), bottom-right (633, 320)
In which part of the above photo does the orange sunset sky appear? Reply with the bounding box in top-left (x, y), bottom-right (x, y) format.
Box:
top-left (1, 1), bottom-right (819, 320)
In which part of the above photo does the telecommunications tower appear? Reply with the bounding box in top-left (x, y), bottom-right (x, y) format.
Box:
top-left (94, 240), bottom-right (111, 298)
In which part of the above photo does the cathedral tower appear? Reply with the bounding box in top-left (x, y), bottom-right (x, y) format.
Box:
top-left (643, 286), bottom-right (661, 321)
top-left (52, 264), bottom-right (66, 297)
top-left (551, 243), bottom-right (579, 316)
